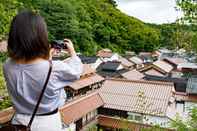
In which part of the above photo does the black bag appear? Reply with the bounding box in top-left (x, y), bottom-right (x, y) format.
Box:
top-left (0, 61), bottom-right (52, 131)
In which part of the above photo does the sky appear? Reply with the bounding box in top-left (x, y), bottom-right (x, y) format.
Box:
top-left (115, 0), bottom-right (183, 24)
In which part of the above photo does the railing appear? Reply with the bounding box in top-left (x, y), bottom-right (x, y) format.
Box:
top-left (97, 115), bottom-right (176, 131)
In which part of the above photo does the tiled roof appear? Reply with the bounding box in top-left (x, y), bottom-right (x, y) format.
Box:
top-left (177, 63), bottom-right (197, 69)
top-left (0, 41), bottom-right (7, 52)
top-left (97, 49), bottom-right (113, 58)
top-left (164, 58), bottom-right (186, 66)
top-left (100, 79), bottom-right (174, 116)
top-left (144, 68), bottom-right (165, 77)
top-left (81, 64), bottom-right (95, 76)
top-left (121, 69), bottom-right (144, 80)
top-left (97, 61), bottom-right (122, 71)
top-left (153, 60), bottom-right (173, 73)
top-left (129, 56), bottom-right (143, 64)
top-left (68, 74), bottom-right (104, 90)
top-left (97, 69), bottom-right (130, 78)
top-left (79, 55), bottom-right (99, 64)
top-left (139, 52), bottom-right (152, 56)
top-left (118, 57), bottom-right (134, 68)
top-left (59, 92), bottom-right (104, 124)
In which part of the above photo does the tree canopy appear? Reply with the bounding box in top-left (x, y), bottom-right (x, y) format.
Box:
top-left (0, 0), bottom-right (161, 55)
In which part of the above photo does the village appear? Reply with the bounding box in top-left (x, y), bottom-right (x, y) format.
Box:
top-left (1, 41), bottom-right (197, 131)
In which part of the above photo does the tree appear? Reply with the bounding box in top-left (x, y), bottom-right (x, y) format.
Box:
top-left (176, 0), bottom-right (197, 25)
top-left (171, 107), bottom-right (197, 131)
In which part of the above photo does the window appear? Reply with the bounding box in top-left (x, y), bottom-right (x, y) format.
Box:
top-left (135, 115), bottom-right (143, 121)
top-left (127, 112), bottom-right (143, 122)
top-left (176, 101), bottom-right (185, 112)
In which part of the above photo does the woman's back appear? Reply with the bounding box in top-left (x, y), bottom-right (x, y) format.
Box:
top-left (3, 56), bottom-right (82, 114)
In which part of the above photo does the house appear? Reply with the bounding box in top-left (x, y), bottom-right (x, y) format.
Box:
top-left (163, 57), bottom-right (186, 70)
top-left (118, 56), bottom-right (135, 69)
top-left (141, 65), bottom-right (187, 93)
top-left (157, 48), bottom-right (174, 60)
top-left (152, 60), bottom-right (173, 75)
top-left (96, 61), bottom-right (129, 78)
top-left (172, 91), bottom-right (197, 121)
top-left (139, 64), bottom-right (166, 77)
top-left (96, 48), bottom-right (119, 62)
top-left (78, 55), bottom-right (102, 69)
top-left (60, 92), bottom-right (104, 131)
top-left (139, 52), bottom-right (154, 63)
top-left (124, 51), bottom-right (136, 58)
top-left (144, 68), bottom-right (165, 77)
top-left (60, 79), bottom-right (176, 131)
top-left (128, 56), bottom-right (144, 69)
top-left (121, 69), bottom-right (145, 80)
top-left (177, 63), bottom-right (197, 74)
top-left (65, 64), bottom-right (105, 99)
top-left (98, 79), bottom-right (175, 129)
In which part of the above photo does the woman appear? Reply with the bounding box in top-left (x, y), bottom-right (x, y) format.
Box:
top-left (3, 11), bottom-right (83, 130)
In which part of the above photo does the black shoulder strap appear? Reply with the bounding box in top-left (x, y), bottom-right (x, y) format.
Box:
top-left (27, 60), bottom-right (52, 128)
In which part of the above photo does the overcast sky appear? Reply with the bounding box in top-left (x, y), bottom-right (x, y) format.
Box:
top-left (115, 0), bottom-right (183, 24)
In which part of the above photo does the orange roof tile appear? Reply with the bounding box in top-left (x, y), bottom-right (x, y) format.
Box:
top-left (68, 74), bottom-right (105, 90)
top-left (59, 92), bottom-right (104, 124)
top-left (100, 79), bottom-right (174, 116)
top-left (153, 60), bottom-right (173, 73)
top-left (121, 70), bottom-right (144, 80)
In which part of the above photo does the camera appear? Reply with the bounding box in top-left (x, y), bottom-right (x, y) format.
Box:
top-left (51, 40), bottom-right (67, 50)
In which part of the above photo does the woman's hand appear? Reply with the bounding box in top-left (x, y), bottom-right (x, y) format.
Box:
top-left (63, 38), bottom-right (77, 57)
top-left (49, 48), bottom-right (55, 60)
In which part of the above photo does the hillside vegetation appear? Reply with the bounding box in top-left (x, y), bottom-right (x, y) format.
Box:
top-left (0, 0), bottom-right (161, 55)
top-left (1, 0), bottom-right (197, 55)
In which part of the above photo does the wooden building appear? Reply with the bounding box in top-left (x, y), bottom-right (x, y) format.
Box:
top-left (65, 64), bottom-right (105, 100)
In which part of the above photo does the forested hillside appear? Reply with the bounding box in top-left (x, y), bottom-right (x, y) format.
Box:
top-left (1, 0), bottom-right (197, 55)
top-left (0, 0), bottom-right (160, 55)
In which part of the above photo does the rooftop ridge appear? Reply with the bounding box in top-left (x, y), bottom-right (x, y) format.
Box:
top-left (105, 78), bottom-right (174, 86)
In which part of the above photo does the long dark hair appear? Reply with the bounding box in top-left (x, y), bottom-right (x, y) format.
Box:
top-left (8, 10), bottom-right (50, 61)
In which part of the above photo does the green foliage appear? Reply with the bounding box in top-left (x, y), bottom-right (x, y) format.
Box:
top-left (0, 53), bottom-right (8, 63)
top-left (0, 63), bottom-right (7, 97)
top-left (177, 0), bottom-right (197, 25)
top-left (149, 22), bottom-right (197, 53)
top-left (171, 107), bottom-right (197, 131)
top-left (86, 124), bottom-right (98, 131)
top-left (0, 0), bottom-right (161, 55)
top-left (0, 97), bottom-right (12, 110)
top-left (0, 0), bottom-right (23, 40)
top-left (141, 125), bottom-right (166, 131)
